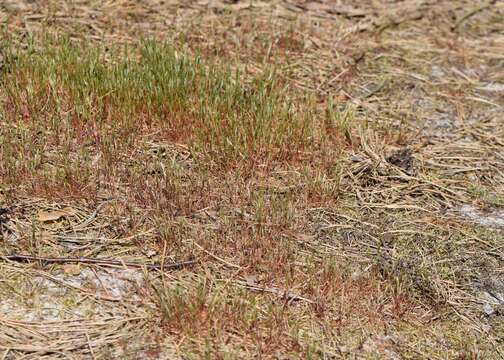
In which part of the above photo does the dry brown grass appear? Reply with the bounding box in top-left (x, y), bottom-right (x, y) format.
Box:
top-left (1, 0), bottom-right (504, 358)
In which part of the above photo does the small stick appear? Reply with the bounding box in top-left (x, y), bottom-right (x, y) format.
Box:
top-left (452, 2), bottom-right (494, 30)
top-left (85, 333), bottom-right (97, 360)
top-left (192, 241), bottom-right (241, 269)
top-left (3, 253), bottom-right (196, 271)
top-left (235, 281), bottom-right (314, 304)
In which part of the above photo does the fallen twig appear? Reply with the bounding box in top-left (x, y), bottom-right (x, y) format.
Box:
top-left (3, 254), bottom-right (196, 271)
top-left (234, 279), bottom-right (313, 304)
top-left (192, 241), bottom-right (241, 269)
top-left (452, 1), bottom-right (495, 30)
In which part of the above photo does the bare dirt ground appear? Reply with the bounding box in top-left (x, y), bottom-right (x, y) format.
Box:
top-left (1, 0), bottom-right (504, 358)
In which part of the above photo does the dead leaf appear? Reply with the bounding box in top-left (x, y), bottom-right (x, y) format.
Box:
top-left (40, 231), bottom-right (55, 242)
top-left (37, 208), bottom-right (75, 222)
top-left (38, 211), bottom-right (64, 222)
top-left (63, 264), bottom-right (81, 276)
top-left (244, 275), bottom-right (258, 286)
top-left (61, 207), bottom-right (77, 216)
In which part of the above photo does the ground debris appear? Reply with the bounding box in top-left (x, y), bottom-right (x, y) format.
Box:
top-left (2, 0), bottom-right (504, 357)
top-left (386, 147), bottom-right (416, 175)
top-left (457, 204), bottom-right (504, 228)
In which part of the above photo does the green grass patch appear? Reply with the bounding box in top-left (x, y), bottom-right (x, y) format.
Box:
top-left (0, 34), bottom-right (317, 189)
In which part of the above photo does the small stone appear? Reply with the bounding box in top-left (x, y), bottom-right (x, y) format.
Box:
top-left (350, 154), bottom-right (366, 163)
top-left (63, 264), bottom-right (81, 276)
top-left (351, 270), bottom-right (362, 281)
top-left (337, 345), bottom-right (348, 353)
top-left (482, 303), bottom-right (494, 316)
